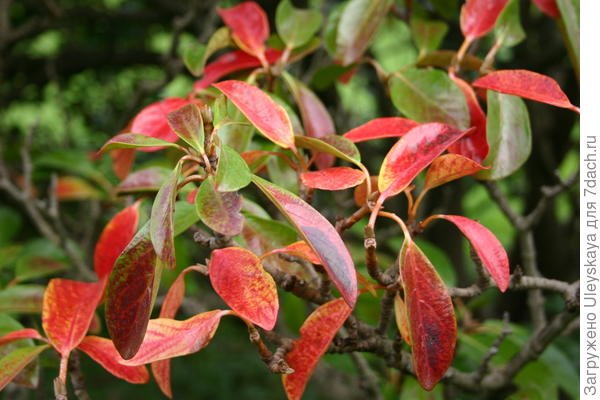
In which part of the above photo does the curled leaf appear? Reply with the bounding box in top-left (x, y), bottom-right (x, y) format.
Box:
top-left (342, 117), bottom-right (418, 143)
top-left (300, 167), bottom-right (365, 191)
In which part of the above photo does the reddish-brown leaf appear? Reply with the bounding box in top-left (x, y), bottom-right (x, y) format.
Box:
top-left (217, 2), bottom-right (269, 62)
top-left (193, 49), bottom-right (282, 90)
top-left (209, 248), bottom-right (278, 330)
top-left (378, 123), bottom-right (468, 201)
top-left (195, 178), bottom-right (244, 236)
top-left (105, 225), bottom-right (159, 359)
top-left (532, 0), bottom-right (560, 18)
top-left (434, 215), bottom-right (510, 292)
top-left (460, 0), bottom-right (509, 40)
top-left (55, 176), bottom-right (101, 201)
top-left (424, 154), bottom-right (487, 191)
top-left (282, 298), bottom-right (352, 400)
top-left (0, 329), bottom-right (45, 347)
top-left (342, 117), bottom-right (419, 143)
top-left (401, 241), bottom-right (456, 390)
top-left (77, 336), bottom-right (149, 384)
top-left (110, 149), bottom-right (136, 181)
top-left (252, 176), bottom-right (357, 306)
top-left (262, 241), bottom-right (322, 265)
top-left (129, 98), bottom-right (192, 150)
top-left (120, 311), bottom-right (231, 366)
top-left (116, 167), bottom-right (171, 194)
top-left (94, 202), bottom-right (140, 280)
top-left (166, 103), bottom-right (204, 152)
top-left (214, 80), bottom-right (296, 150)
top-left (447, 75), bottom-right (489, 163)
top-left (150, 163), bottom-right (181, 269)
top-left (473, 69), bottom-right (579, 112)
top-left (42, 279), bottom-right (104, 356)
top-left (300, 167), bottom-right (365, 191)
top-left (152, 360), bottom-right (172, 398)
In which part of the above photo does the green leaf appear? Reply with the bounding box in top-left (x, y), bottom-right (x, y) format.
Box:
top-left (276, 0), bottom-right (323, 49)
top-left (0, 245), bottom-right (21, 270)
top-left (389, 68), bottom-right (470, 129)
top-left (14, 256), bottom-right (68, 283)
top-left (494, 0), bottom-right (525, 48)
top-left (372, 18), bottom-right (418, 73)
top-left (243, 215), bottom-right (298, 247)
top-left (294, 135), bottom-right (362, 166)
top-left (410, 17), bottom-right (449, 54)
top-left (0, 314), bottom-right (40, 389)
top-left (477, 92), bottom-right (531, 180)
top-left (323, 3), bottom-right (344, 56)
top-left (0, 345), bottom-right (49, 391)
top-left (195, 177), bottom-right (244, 236)
top-left (0, 285), bottom-right (45, 314)
top-left (167, 103), bottom-right (205, 153)
top-left (183, 43), bottom-right (206, 77)
top-left (204, 27), bottom-right (233, 65)
top-left (100, 133), bottom-right (181, 153)
top-left (35, 150), bottom-right (111, 189)
top-left (173, 201), bottom-right (200, 236)
top-left (215, 144), bottom-right (252, 192)
top-left (0, 207), bottom-right (22, 245)
top-left (557, 0), bottom-right (580, 73)
top-left (336, 0), bottom-right (393, 65)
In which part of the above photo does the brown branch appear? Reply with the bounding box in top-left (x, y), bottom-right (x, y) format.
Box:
top-left (247, 324), bottom-right (294, 375)
top-left (69, 351), bottom-right (90, 400)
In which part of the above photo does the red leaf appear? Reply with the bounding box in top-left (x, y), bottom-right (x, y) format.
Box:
top-left (342, 117), bottom-right (419, 143)
top-left (42, 279), bottom-right (104, 356)
top-left (117, 167), bottom-right (171, 194)
top-left (129, 98), bottom-right (192, 150)
top-left (55, 176), bottom-right (101, 201)
top-left (402, 241), bottom-right (456, 390)
top-left (77, 336), bottom-right (149, 384)
top-left (94, 202), bottom-right (140, 280)
top-left (214, 80), bottom-right (296, 150)
top-left (262, 241), bottom-right (323, 266)
top-left (152, 360), bottom-right (172, 398)
top-left (253, 176), bottom-right (357, 307)
top-left (105, 225), bottom-right (159, 359)
top-left (0, 329), bottom-right (45, 347)
top-left (209, 248), bottom-right (278, 330)
top-left (300, 167), bottom-right (365, 191)
top-left (217, 2), bottom-right (269, 62)
top-left (110, 149), bottom-right (136, 180)
top-left (434, 215), bottom-right (510, 292)
top-left (532, 0), bottom-right (560, 18)
top-left (120, 311), bottom-right (231, 366)
top-left (150, 164), bottom-right (181, 269)
top-left (473, 69), bottom-right (579, 112)
top-left (447, 75), bottom-right (489, 163)
top-left (193, 49), bottom-right (282, 91)
top-left (460, 0), bottom-right (509, 40)
top-left (424, 154), bottom-right (487, 191)
top-left (282, 298), bottom-right (352, 400)
top-left (378, 123), bottom-right (469, 201)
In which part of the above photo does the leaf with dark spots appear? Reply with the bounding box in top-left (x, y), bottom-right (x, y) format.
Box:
top-left (166, 103), bottom-right (204, 153)
top-left (209, 247), bottom-right (278, 330)
top-left (195, 177), bottom-right (244, 236)
top-left (300, 167), bottom-right (365, 191)
top-left (282, 298), bottom-right (352, 400)
top-left (460, 0), bottom-right (509, 40)
top-left (150, 163), bottom-right (181, 270)
top-left (401, 241), bottom-right (456, 390)
top-left (252, 176), bottom-right (357, 306)
top-left (42, 279), bottom-right (104, 356)
top-left (342, 117), bottom-right (418, 143)
top-left (116, 167), bottom-right (172, 194)
top-left (424, 154), bottom-right (487, 191)
top-left (105, 223), bottom-right (159, 360)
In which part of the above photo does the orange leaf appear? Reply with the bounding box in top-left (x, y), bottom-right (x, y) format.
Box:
top-left (78, 336), bottom-right (149, 384)
top-left (42, 279), bottom-right (104, 356)
top-left (120, 311), bottom-right (231, 366)
top-left (262, 241), bottom-right (323, 266)
top-left (55, 176), bottom-right (101, 201)
top-left (152, 360), bottom-right (172, 398)
top-left (217, 2), bottom-right (269, 63)
top-left (300, 167), bottom-right (365, 191)
top-left (282, 298), bottom-right (352, 400)
top-left (209, 248), bottom-right (278, 330)
top-left (0, 328), bottom-right (45, 347)
top-left (393, 293), bottom-right (411, 345)
top-left (424, 154), bottom-right (487, 191)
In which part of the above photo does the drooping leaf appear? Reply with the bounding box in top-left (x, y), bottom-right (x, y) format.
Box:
top-left (195, 177), bottom-right (244, 236)
top-left (105, 224), bottom-right (159, 360)
top-left (94, 202), bottom-right (140, 280)
top-left (389, 69), bottom-right (470, 129)
top-left (252, 176), bottom-right (357, 306)
top-left (460, 0), bottom-right (509, 40)
top-left (477, 92), bottom-right (531, 180)
top-left (129, 98), bottom-right (192, 148)
top-left (99, 133), bottom-right (182, 153)
top-left (401, 241), bottom-right (456, 390)
top-left (300, 167), bottom-right (365, 191)
top-left (0, 329), bottom-right (45, 347)
top-left (342, 117), bottom-right (418, 143)
top-left (294, 135), bottom-right (361, 167)
top-left (424, 154), bottom-right (487, 191)
top-left (378, 123), bottom-right (468, 200)
top-left (447, 75), bottom-right (489, 163)
top-left (166, 104), bottom-right (205, 153)
top-left (214, 80), bottom-right (296, 150)
top-left (209, 248), bottom-right (278, 330)
top-left (410, 18), bottom-right (449, 54)
top-left (472, 69), bottom-right (579, 112)
top-left (194, 49), bottom-right (282, 90)
top-left (0, 285), bottom-right (44, 314)
top-left (0, 345), bottom-right (49, 391)
top-left (262, 241), bottom-right (322, 265)
top-left (494, 0), bottom-right (525, 47)
top-left (335, 0), bottom-right (393, 65)
top-left (150, 163), bottom-right (181, 269)
top-left (217, 2), bottom-right (269, 62)
top-left (55, 176), bottom-right (102, 201)
top-left (116, 167), bottom-right (172, 194)
top-left (276, 0), bottom-right (323, 49)
top-left (42, 279), bottom-right (103, 356)
top-left (532, 0), bottom-right (560, 17)
top-left (282, 298), bottom-right (352, 400)
top-left (215, 144), bottom-right (252, 192)
top-left (77, 336), bottom-right (149, 384)
top-left (394, 293), bottom-right (411, 345)
top-left (120, 311), bottom-right (231, 366)
top-left (432, 215), bottom-right (510, 292)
